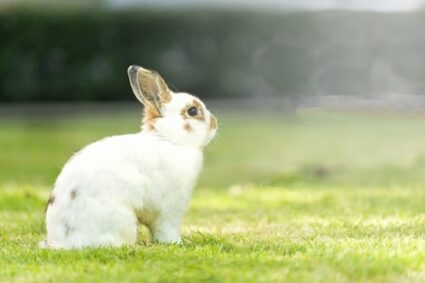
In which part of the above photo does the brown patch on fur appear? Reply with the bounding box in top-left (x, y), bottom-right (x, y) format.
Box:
top-left (70, 188), bottom-right (78, 200)
top-left (181, 99), bottom-right (205, 121)
top-left (48, 194), bottom-right (55, 205)
top-left (180, 107), bottom-right (188, 119)
top-left (45, 193), bottom-right (55, 212)
top-left (209, 114), bottom-right (218, 130)
top-left (143, 104), bottom-right (160, 123)
top-left (192, 100), bottom-right (205, 121)
top-left (142, 104), bottom-right (160, 131)
top-left (64, 223), bottom-right (73, 237)
top-left (183, 123), bottom-right (192, 133)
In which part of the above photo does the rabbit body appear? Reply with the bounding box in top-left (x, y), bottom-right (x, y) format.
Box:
top-left (42, 66), bottom-right (217, 249)
top-left (46, 132), bottom-right (202, 249)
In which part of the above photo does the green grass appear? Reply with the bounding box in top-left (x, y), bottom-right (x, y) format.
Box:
top-left (1, 108), bottom-right (425, 282)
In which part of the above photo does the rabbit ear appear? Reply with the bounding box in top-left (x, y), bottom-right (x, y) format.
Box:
top-left (127, 65), bottom-right (171, 115)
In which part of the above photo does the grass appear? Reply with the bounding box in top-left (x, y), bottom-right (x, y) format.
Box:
top-left (1, 108), bottom-right (425, 282)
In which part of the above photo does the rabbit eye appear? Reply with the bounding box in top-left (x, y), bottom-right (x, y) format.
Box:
top-left (187, 107), bottom-right (198, 117)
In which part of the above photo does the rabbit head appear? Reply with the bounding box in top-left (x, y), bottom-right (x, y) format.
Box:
top-left (128, 65), bottom-right (217, 148)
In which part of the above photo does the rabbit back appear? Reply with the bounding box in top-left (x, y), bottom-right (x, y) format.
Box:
top-left (45, 132), bottom-right (203, 249)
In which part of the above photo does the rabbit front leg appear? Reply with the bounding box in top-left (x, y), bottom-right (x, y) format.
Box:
top-left (150, 211), bottom-right (183, 244)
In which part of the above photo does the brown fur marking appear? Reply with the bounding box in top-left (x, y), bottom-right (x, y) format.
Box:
top-left (45, 193), bottom-right (55, 212)
top-left (70, 188), bottom-right (78, 200)
top-left (143, 104), bottom-right (160, 123)
top-left (143, 104), bottom-right (160, 131)
top-left (181, 99), bottom-right (205, 121)
top-left (183, 123), bottom-right (192, 133)
top-left (48, 194), bottom-right (55, 206)
top-left (64, 223), bottom-right (73, 237)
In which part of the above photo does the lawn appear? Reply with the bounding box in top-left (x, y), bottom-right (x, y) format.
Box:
top-left (1, 108), bottom-right (425, 282)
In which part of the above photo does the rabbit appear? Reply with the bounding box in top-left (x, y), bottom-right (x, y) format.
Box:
top-left (40, 65), bottom-right (218, 249)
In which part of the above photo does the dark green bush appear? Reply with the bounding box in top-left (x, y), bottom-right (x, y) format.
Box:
top-left (1, 8), bottom-right (425, 102)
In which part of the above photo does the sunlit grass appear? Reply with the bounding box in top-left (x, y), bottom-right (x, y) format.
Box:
top-left (1, 109), bottom-right (425, 282)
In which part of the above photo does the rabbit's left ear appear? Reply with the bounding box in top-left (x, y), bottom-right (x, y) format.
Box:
top-left (127, 65), bottom-right (171, 115)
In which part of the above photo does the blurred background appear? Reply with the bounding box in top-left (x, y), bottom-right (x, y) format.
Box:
top-left (3, 3), bottom-right (425, 281)
top-left (2, 0), bottom-right (425, 189)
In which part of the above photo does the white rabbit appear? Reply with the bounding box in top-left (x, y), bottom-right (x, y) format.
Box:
top-left (40, 65), bottom-right (217, 249)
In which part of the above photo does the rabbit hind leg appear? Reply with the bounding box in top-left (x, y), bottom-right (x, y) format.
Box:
top-left (46, 198), bottom-right (138, 249)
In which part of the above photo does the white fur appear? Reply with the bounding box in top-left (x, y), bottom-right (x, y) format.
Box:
top-left (43, 92), bottom-right (217, 249)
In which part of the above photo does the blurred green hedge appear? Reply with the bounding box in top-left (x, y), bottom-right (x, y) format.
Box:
top-left (1, 8), bottom-right (425, 102)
